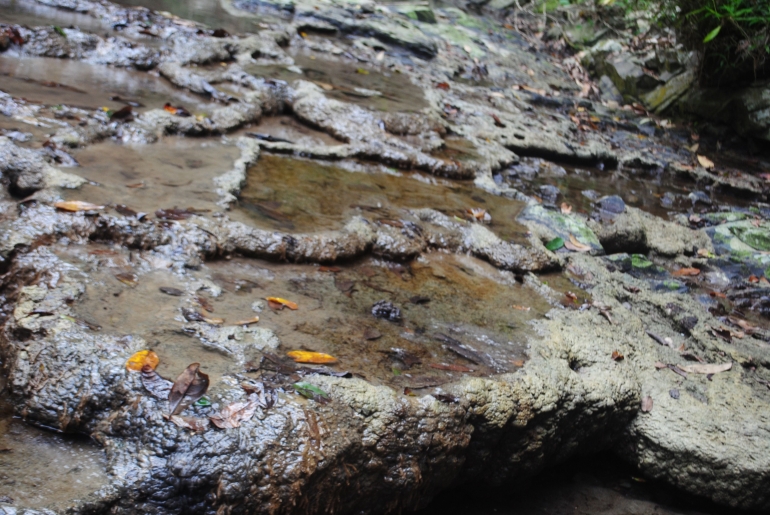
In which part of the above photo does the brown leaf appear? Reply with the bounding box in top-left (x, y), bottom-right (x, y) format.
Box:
top-left (565, 234), bottom-right (591, 252)
top-left (672, 267), bottom-right (700, 277)
top-left (54, 201), bottom-right (104, 212)
top-left (110, 105), bottom-right (133, 121)
top-left (196, 296), bottom-right (214, 312)
top-left (335, 278), bottom-right (356, 297)
top-left (168, 363), bottom-right (210, 415)
top-left (641, 396), bottom-right (653, 413)
top-left (435, 82), bottom-right (450, 91)
top-left (679, 362), bottom-right (732, 374)
top-left (209, 400), bottom-right (258, 429)
top-left (265, 297), bottom-right (298, 310)
top-left (428, 363), bottom-right (473, 372)
top-left (611, 350), bottom-right (624, 361)
top-left (168, 415), bottom-right (209, 432)
top-left (654, 361), bottom-right (667, 369)
top-left (159, 286), bottom-right (184, 296)
top-left (409, 295), bottom-right (431, 304)
top-left (696, 154), bottom-right (715, 169)
top-left (512, 305), bottom-right (531, 311)
top-left (363, 327), bottom-right (382, 340)
top-left (560, 202), bottom-right (572, 214)
top-left (490, 113), bottom-right (506, 128)
top-left (319, 266), bottom-right (341, 273)
top-left (511, 359), bottom-right (525, 367)
top-left (233, 316), bottom-right (260, 326)
top-left (141, 365), bottom-right (172, 399)
top-left (115, 272), bottom-right (138, 287)
top-left (727, 316), bottom-right (757, 334)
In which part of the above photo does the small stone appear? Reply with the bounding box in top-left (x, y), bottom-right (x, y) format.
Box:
top-left (372, 300), bottom-right (402, 322)
top-left (670, 389), bottom-right (680, 400)
top-left (596, 195), bottom-right (626, 215)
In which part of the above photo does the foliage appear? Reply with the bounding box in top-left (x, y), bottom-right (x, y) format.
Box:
top-left (668, 0), bottom-right (770, 85)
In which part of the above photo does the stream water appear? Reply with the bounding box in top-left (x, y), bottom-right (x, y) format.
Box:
top-left (1, 0), bottom-right (769, 513)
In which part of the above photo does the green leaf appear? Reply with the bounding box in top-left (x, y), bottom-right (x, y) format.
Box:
top-left (194, 396), bottom-right (211, 407)
top-left (703, 25), bottom-right (721, 43)
top-left (293, 382), bottom-right (331, 403)
top-left (545, 237), bottom-right (565, 251)
top-left (53, 25), bottom-right (67, 38)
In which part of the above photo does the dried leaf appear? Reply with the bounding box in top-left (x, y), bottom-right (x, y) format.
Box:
top-left (560, 203), bottom-right (572, 214)
top-left (163, 103), bottom-right (191, 117)
top-left (115, 272), bottom-right (138, 287)
top-left (110, 105), bottom-right (133, 121)
top-left (511, 359), bottom-right (525, 367)
top-left (654, 361), bottom-right (667, 369)
top-left (159, 286), bottom-right (184, 296)
top-left (435, 82), bottom-right (450, 91)
top-left (679, 362), bottom-right (732, 374)
top-left (641, 396), bottom-right (653, 413)
top-left (54, 201), bottom-right (104, 212)
top-left (512, 305), bottom-right (531, 311)
top-left (566, 234), bottom-right (591, 252)
top-left (611, 350), bottom-right (624, 361)
top-left (490, 113), bottom-right (506, 128)
top-left (233, 316), bottom-right (260, 326)
top-left (293, 382), bottom-right (331, 404)
top-left (356, 68), bottom-right (369, 75)
top-left (428, 363), bottom-right (473, 372)
top-left (168, 415), bottom-right (209, 432)
top-left (672, 267), bottom-right (700, 277)
top-left (266, 297), bottom-right (298, 310)
top-left (319, 266), bottom-right (341, 273)
top-left (287, 351), bottom-right (338, 364)
top-left (697, 154), bottom-right (715, 169)
top-left (141, 365), bottom-right (172, 399)
top-left (126, 350), bottom-right (159, 371)
top-left (466, 207), bottom-right (491, 222)
top-left (727, 316), bottom-right (756, 334)
top-left (210, 400), bottom-right (258, 429)
top-left (168, 363), bottom-right (210, 415)
top-left (196, 296), bottom-right (214, 312)
top-left (363, 327), bottom-right (382, 340)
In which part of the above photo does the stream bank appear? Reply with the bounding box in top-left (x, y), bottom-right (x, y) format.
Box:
top-left (0, 0), bottom-right (769, 514)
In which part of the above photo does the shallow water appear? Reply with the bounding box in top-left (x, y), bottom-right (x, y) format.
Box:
top-left (113, 0), bottom-right (278, 33)
top-left (65, 137), bottom-right (241, 216)
top-left (0, 0), bottom-right (109, 34)
top-left (244, 53), bottom-right (429, 112)
top-left (0, 387), bottom-right (109, 510)
top-left (236, 154), bottom-right (530, 242)
top-left (0, 55), bottom-right (209, 112)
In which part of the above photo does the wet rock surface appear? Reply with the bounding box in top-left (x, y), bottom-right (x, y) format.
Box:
top-left (0, 0), bottom-right (769, 514)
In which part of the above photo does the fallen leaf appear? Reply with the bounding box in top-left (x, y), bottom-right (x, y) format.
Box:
top-left (709, 290), bottom-right (727, 299)
top-left (168, 363), bottom-right (210, 415)
top-left (490, 113), bottom-right (506, 128)
top-left (319, 266), bottom-right (341, 273)
top-left (126, 182), bottom-right (145, 188)
top-left (748, 275), bottom-right (760, 283)
top-left (196, 296), bottom-right (214, 312)
top-left (409, 295), bottom-right (431, 304)
top-left (54, 201), bottom-right (104, 212)
top-left (697, 248), bottom-right (713, 258)
top-left (466, 207), bottom-right (491, 222)
top-left (512, 305), bottom-right (531, 311)
top-left (432, 393), bottom-right (459, 403)
top-left (168, 415), bottom-right (209, 432)
top-left (641, 396), bottom-right (653, 412)
top-left (428, 363), bottom-right (473, 372)
top-left (565, 234), bottom-right (591, 252)
top-left (697, 154), bottom-right (715, 169)
top-left (654, 361), bottom-right (667, 369)
top-left (155, 207), bottom-right (196, 220)
top-left (110, 105), bottom-right (133, 121)
top-left (163, 103), bottom-right (191, 116)
top-left (266, 297), bottom-right (298, 310)
top-left (159, 286), bottom-right (184, 296)
top-left (141, 364), bottom-right (172, 398)
top-left (435, 82), bottom-right (450, 91)
top-left (672, 267), bottom-right (700, 277)
top-left (363, 327), bottom-right (382, 340)
top-left (611, 350), bottom-right (624, 361)
top-left (679, 362), bottom-right (732, 374)
top-left (560, 203), bottom-right (572, 214)
top-left (115, 272), bottom-right (138, 287)
top-left (565, 291), bottom-right (578, 301)
top-left (287, 351), bottom-right (338, 364)
top-left (210, 400), bottom-right (258, 429)
top-left (126, 350), bottom-right (159, 372)
top-left (727, 316), bottom-right (756, 334)
top-left (356, 68), bottom-right (369, 75)
top-left (233, 316), bottom-right (260, 326)
top-left (293, 381), bottom-right (331, 404)
top-left (545, 237), bottom-right (564, 251)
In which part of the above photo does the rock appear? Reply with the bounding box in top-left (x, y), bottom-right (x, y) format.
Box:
top-left (598, 74), bottom-right (623, 103)
top-left (395, 4), bottom-right (437, 24)
top-left (605, 54), bottom-right (662, 99)
top-left (537, 184), bottom-right (561, 205)
top-left (593, 195), bottom-right (626, 221)
top-left (640, 69), bottom-right (696, 113)
top-left (680, 79), bottom-right (770, 141)
top-left (371, 300), bottom-right (402, 321)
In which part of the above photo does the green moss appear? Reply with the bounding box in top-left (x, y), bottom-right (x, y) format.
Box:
top-left (663, 279), bottom-right (683, 290)
top-left (631, 254), bottom-right (653, 268)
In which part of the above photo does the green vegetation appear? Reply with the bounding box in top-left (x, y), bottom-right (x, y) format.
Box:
top-left (668, 0), bottom-right (770, 85)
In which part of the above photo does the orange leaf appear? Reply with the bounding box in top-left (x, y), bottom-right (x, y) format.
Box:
top-left (512, 305), bottom-right (531, 311)
top-left (266, 297), bottom-right (298, 310)
top-left (611, 350), bottom-right (624, 361)
top-left (560, 202), bottom-right (572, 214)
top-left (163, 103), bottom-right (178, 115)
top-left (287, 350), bottom-right (338, 364)
top-left (748, 275), bottom-right (760, 283)
top-left (565, 234), bottom-right (591, 252)
top-left (54, 201), bottom-right (104, 212)
top-left (319, 266), bottom-right (341, 273)
top-left (232, 316), bottom-right (259, 326)
top-left (126, 350), bottom-right (159, 372)
top-left (672, 267), bottom-right (700, 277)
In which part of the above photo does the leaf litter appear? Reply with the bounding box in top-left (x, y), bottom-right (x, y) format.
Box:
top-left (168, 363), bottom-right (210, 415)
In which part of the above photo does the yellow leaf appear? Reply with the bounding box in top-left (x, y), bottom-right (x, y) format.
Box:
top-left (266, 297), bottom-right (298, 310)
top-left (54, 201), bottom-right (104, 212)
top-left (287, 350), bottom-right (338, 364)
top-left (232, 316), bottom-right (259, 326)
top-left (126, 350), bottom-right (159, 371)
top-left (697, 154), bottom-right (715, 169)
top-left (565, 234), bottom-right (591, 252)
